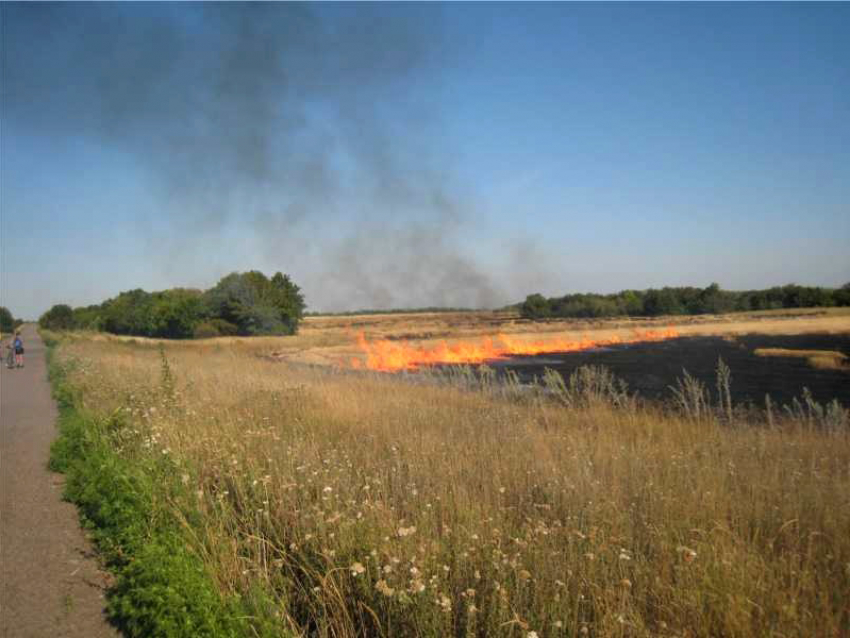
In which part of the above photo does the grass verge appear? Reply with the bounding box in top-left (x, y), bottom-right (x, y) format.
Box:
top-left (45, 337), bottom-right (283, 637)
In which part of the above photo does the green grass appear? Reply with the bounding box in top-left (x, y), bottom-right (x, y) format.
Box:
top-left (46, 340), bottom-right (283, 637)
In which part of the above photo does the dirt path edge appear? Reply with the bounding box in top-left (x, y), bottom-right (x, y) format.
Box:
top-left (0, 325), bottom-right (119, 637)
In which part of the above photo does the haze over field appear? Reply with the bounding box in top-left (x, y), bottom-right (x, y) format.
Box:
top-left (1, 2), bottom-right (848, 318)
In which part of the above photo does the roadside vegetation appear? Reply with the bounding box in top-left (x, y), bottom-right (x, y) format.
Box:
top-left (38, 270), bottom-right (305, 339)
top-left (520, 283), bottom-right (850, 320)
top-left (46, 330), bottom-right (849, 637)
top-left (45, 335), bottom-right (284, 637)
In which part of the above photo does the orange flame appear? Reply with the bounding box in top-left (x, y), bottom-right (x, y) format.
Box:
top-left (354, 328), bottom-right (679, 372)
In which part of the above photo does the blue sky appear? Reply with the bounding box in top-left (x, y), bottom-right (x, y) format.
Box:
top-left (1, 2), bottom-right (848, 318)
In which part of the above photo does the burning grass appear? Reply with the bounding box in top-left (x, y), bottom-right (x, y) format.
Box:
top-left (274, 308), bottom-right (850, 369)
top-left (51, 333), bottom-right (850, 637)
top-left (351, 329), bottom-right (679, 372)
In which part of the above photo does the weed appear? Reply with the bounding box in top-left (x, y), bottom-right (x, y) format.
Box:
top-left (669, 368), bottom-right (710, 420)
top-left (715, 356), bottom-right (733, 423)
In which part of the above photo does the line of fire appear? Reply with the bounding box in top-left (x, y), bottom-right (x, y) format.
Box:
top-left (352, 328), bottom-right (680, 372)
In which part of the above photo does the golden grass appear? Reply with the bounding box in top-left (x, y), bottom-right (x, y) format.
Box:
top-left (54, 333), bottom-right (850, 637)
top-left (754, 348), bottom-right (849, 371)
top-left (66, 309), bottom-right (850, 371)
top-left (287, 310), bottom-right (850, 368)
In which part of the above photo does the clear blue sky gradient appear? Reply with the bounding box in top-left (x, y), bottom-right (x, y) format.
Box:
top-left (1, 2), bottom-right (848, 318)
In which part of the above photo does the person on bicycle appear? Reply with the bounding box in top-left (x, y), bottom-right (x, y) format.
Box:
top-left (4, 337), bottom-right (14, 369)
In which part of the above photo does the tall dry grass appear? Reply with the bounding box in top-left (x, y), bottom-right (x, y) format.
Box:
top-left (56, 335), bottom-right (850, 637)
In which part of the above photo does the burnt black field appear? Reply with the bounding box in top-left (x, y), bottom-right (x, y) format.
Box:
top-left (487, 333), bottom-right (850, 408)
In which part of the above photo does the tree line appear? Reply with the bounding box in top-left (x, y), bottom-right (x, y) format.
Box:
top-left (0, 306), bottom-right (24, 334)
top-left (39, 271), bottom-right (305, 339)
top-left (520, 283), bottom-right (850, 320)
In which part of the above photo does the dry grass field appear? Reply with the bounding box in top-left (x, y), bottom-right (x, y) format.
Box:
top-left (290, 308), bottom-right (850, 369)
top-left (49, 309), bottom-right (850, 637)
top-left (86, 308), bottom-right (850, 370)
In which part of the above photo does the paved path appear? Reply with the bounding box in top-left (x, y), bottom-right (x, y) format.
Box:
top-left (0, 325), bottom-right (118, 637)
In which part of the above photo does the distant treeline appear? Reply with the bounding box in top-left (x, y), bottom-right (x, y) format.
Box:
top-left (0, 306), bottom-right (24, 334)
top-left (39, 271), bottom-right (305, 339)
top-left (520, 283), bottom-right (850, 320)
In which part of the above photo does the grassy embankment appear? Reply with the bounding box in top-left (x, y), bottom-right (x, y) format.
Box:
top-left (45, 334), bottom-right (284, 637)
top-left (47, 331), bottom-right (850, 637)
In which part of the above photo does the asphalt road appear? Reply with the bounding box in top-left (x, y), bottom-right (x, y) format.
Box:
top-left (0, 325), bottom-right (118, 637)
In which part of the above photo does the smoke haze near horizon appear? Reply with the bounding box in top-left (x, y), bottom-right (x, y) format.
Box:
top-left (1, 3), bottom-right (847, 318)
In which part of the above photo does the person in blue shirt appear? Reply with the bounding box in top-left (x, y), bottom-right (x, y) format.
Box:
top-left (13, 332), bottom-right (23, 368)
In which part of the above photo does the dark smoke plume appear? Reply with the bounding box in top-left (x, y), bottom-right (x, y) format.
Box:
top-left (4, 3), bottom-right (545, 310)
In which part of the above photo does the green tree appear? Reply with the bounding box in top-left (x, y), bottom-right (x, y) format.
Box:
top-left (101, 289), bottom-right (155, 335)
top-left (148, 289), bottom-right (206, 338)
top-left (620, 290), bottom-right (644, 316)
top-left (642, 288), bottom-right (685, 316)
top-left (39, 304), bottom-right (75, 330)
top-left (520, 293), bottom-right (551, 319)
top-left (835, 283), bottom-right (850, 307)
top-left (72, 304), bottom-right (104, 331)
top-left (698, 283), bottom-right (736, 314)
top-left (0, 306), bottom-right (15, 333)
top-left (204, 271), bottom-right (305, 336)
top-left (270, 272), bottom-right (305, 333)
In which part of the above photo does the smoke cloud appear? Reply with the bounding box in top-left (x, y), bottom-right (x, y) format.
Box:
top-left (5, 3), bottom-right (548, 310)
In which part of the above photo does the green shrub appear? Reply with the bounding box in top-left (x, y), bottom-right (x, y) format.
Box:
top-left (193, 321), bottom-right (221, 339)
top-left (193, 318), bottom-right (239, 339)
top-left (39, 304), bottom-right (75, 330)
top-left (148, 289), bottom-right (205, 339)
top-left (520, 293), bottom-right (551, 319)
top-left (209, 318), bottom-right (238, 335)
top-left (101, 289), bottom-right (155, 336)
